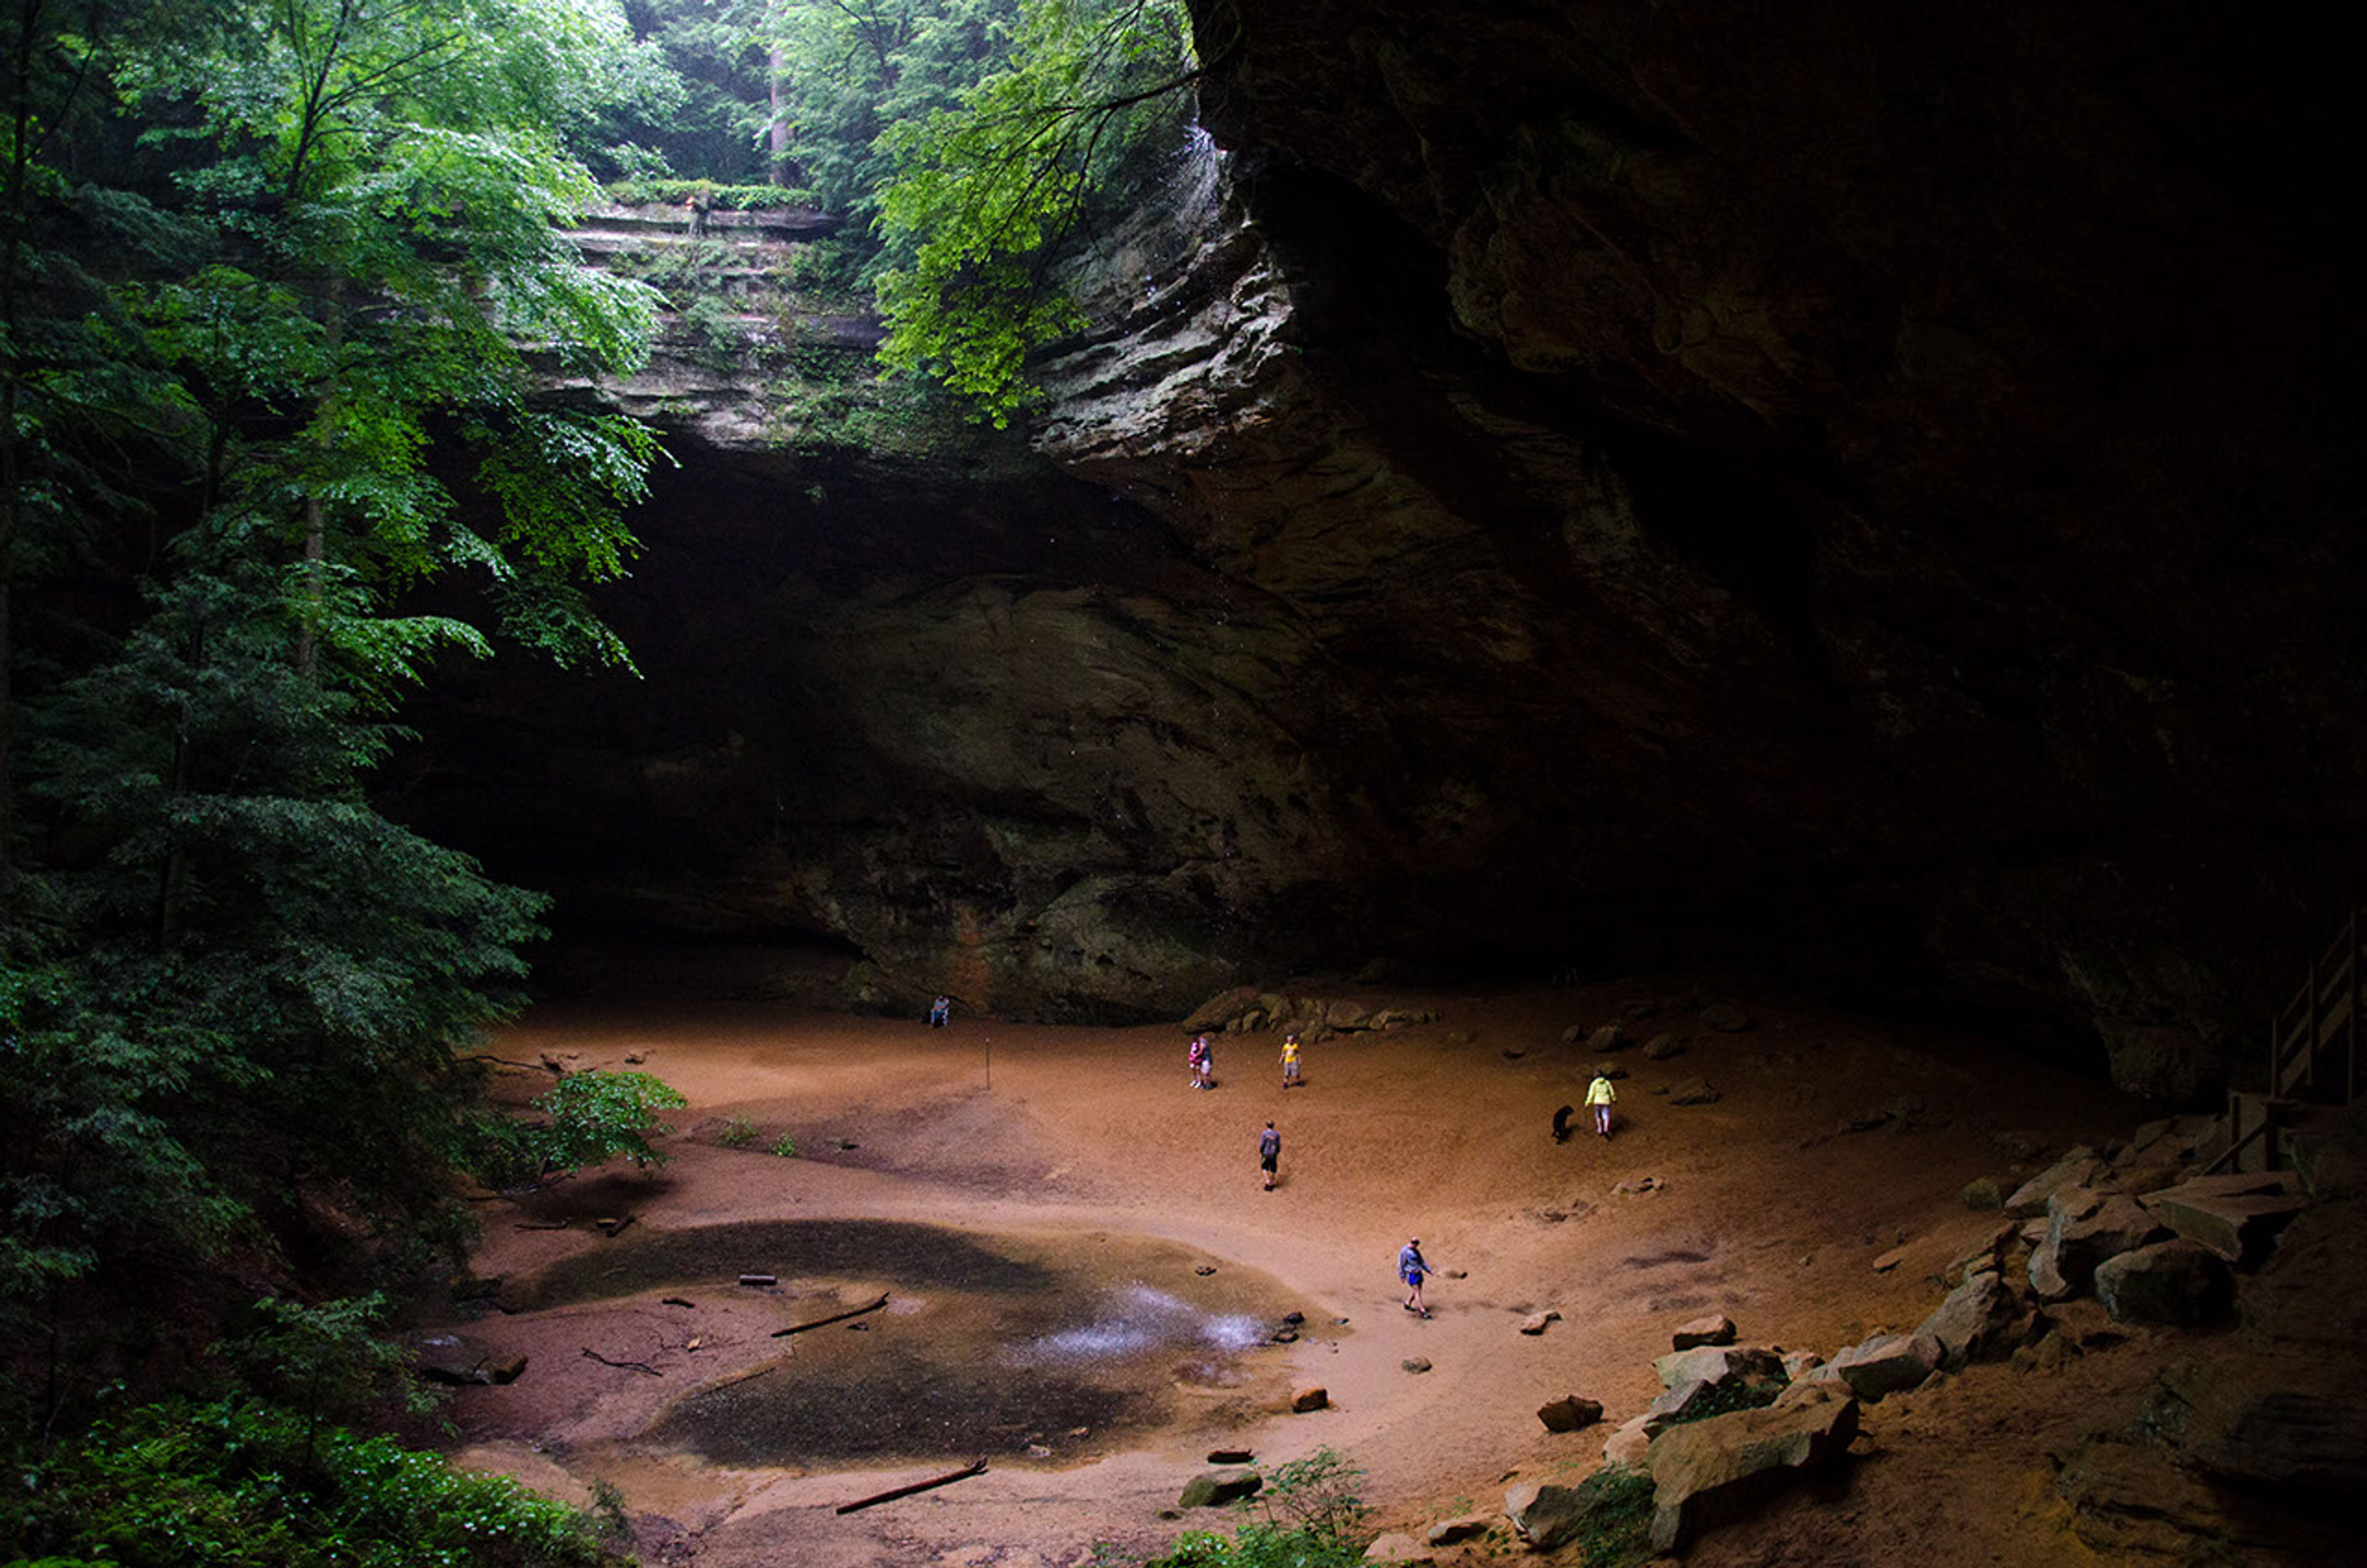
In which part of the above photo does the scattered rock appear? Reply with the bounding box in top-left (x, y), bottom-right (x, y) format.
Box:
top-left (1585, 1023), bottom-right (1626, 1052)
top-left (1668, 1079), bottom-right (1721, 1106)
top-left (1647, 1383), bottom-right (1858, 1552)
top-left (2143, 1174), bottom-right (2307, 1265)
top-left (1206, 1448), bottom-right (1254, 1465)
top-left (1537, 1394), bottom-right (1603, 1432)
top-left (1916, 1269), bottom-right (2037, 1368)
top-left (1946, 1220), bottom-right (2019, 1285)
top-left (1613, 1174), bottom-right (1663, 1196)
top-left (1588, 1060), bottom-right (1629, 1080)
top-left (1698, 1003), bottom-right (1752, 1032)
top-left (1026, 1443), bottom-right (1053, 1458)
top-left (1445, 1268), bottom-right (1467, 1280)
top-left (1823, 1331), bottom-right (1944, 1402)
top-left (1291, 1386), bottom-right (1328, 1413)
top-left (1870, 1244), bottom-right (1908, 1273)
top-left (1519, 1310), bottom-right (1561, 1336)
top-left (1643, 1378), bottom-right (1729, 1437)
top-left (1362, 1533), bottom-right (1436, 1565)
top-left (1642, 1033), bottom-right (1686, 1060)
top-left (1179, 1469), bottom-right (1264, 1508)
top-left (1672, 1314), bottom-right (1737, 1349)
top-left (1780, 1349), bottom-right (1825, 1381)
top-left (2005, 1148), bottom-right (2103, 1219)
top-left (1195, 1265), bottom-right (1217, 1276)
top-left (1402, 1357), bottom-right (1433, 1374)
top-left (1961, 1176), bottom-right (2005, 1210)
top-left (1425, 1513), bottom-right (1494, 1546)
top-left (2093, 1239), bottom-right (2234, 1325)
top-left (2191, 1389), bottom-right (2367, 1500)
top-left (2013, 1329), bottom-right (2081, 1375)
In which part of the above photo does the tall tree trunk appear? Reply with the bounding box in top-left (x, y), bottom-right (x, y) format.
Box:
top-left (768, 42), bottom-right (791, 187)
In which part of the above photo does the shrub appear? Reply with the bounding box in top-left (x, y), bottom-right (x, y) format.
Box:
top-left (0, 1399), bottom-right (621, 1567)
top-left (717, 1115), bottom-right (757, 1148)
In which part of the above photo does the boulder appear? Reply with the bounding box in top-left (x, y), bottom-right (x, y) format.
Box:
top-left (1290, 1386), bottom-right (1328, 1412)
top-left (411, 1332), bottom-right (526, 1386)
top-left (1961, 1176), bottom-right (2006, 1210)
top-left (1613, 1174), bottom-right (1663, 1195)
top-left (1672, 1313), bottom-right (1738, 1349)
top-left (1602, 1414), bottom-right (1653, 1469)
top-left (1502, 1482), bottom-right (1589, 1551)
top-left (1587, 1060), bottom-right (1629, 1080)
top-left (1647, 1384), bottom-right (1858, 1552)
top-left (2005, 1148), bottom-right (2102, 1219)
top-left (1537, 1394), bottom-right (1605, 1433)
top-left (1915, 1269), bottom-right (2034, 1368)
top-left (1519, 1310), bottom-right (1560, 1335)
top-left (1947, 1220), bottom-right (2019, 1284)
top-left (1698, 1003), bottom-right (1752, 1032)
top-left (2142, 1174), bottom-right (2307, 1265)
top-left (1401, 1357), bottom-right (1432, 1374)
top-left (1362, 1533), bottom-right (1436, 1565)
top-left (1654, 1344), bottom-right (1784, 1390)
top-left (1642, 1033), bottom-right (1686, 1060)
top-left (1179, 1469), bottom-right (1263, 1508)
top-left (1585, 1023), bottom-right (1626, 1052)
top-left (2030, 1188), bottom-right (2169, 1301)
top-left (1667, 1078), bottom-right (1721, 1106)
top-left (2193, 1390), bottom-right (2367, 1500)
top-left (1823, 1331), bottom-right (1944, 1402)
top-left (1780, 1349), bottom-right (1826, 1381)
top-left (2093, 1238), bottom-right (2234, 1325)
top-left (1642, 1378), bottom-right (1727, 1437)
top-left (1425, 1514), bottom-right (1494, 1546)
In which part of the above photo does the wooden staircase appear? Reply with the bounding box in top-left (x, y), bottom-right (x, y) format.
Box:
top-left (2212, 907), bottom-right (2361, 1175)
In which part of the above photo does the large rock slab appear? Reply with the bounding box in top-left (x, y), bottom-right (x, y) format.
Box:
top-left (1653, 1344), bottom-right (1784, 1390)
top-left (1648, 1384), bottom-right (1859, 1552)
top-left (411, 1332), bottom-right (526, 1386)
top-left (2029, 1186), bottom-right (2167, 1301)
top-left (1823, 1331), bottom-right (1944, 1402)
top-left (2005, 1149), bottom-right (2102, 1219)
top-left (1538, 1394), bottom-right (1605, 1433)
top-left (2093, 1238), bottom-right (2233, 1325)
top-left (2142, 1174), bottom-right (2307, 1265)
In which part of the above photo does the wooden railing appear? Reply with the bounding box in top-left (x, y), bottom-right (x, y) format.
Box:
top-left (2270, 906), bottom-right (2360, 1106)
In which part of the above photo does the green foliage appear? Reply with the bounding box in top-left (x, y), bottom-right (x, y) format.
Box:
top-left (1106, 1447), bottom-right (1373, 1568)
top-left (468, 1069), bottom-right (690, 1190)
top-left (0, 1398), bottom-right (622, 1568)
top-left (717, 1114), bottom-right (758, 1148)
top-left (873, 0), bottom-right (1198, 424)
top-left (769, 1133), bottom-right (798, 1158)
top-left (1563, 1466), bottom-right (1656, 1568)
top-left (603, 177), bottom-right (816, 210)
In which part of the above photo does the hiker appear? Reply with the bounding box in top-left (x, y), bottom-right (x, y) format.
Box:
top-left (1280, 1032), bottom-right (1303, 1088)
top-left (1188, 1034), bottom-right (1214, 1090)
top-left (1258, 1121), bottom-right (1282, 1190)
top-left (928, 995), bottom-right (951, 1029)
top-left (1399, 1236), bottom-right (1436, 1317)
top-left (1586, 1072), bottom-right (1617, 1137)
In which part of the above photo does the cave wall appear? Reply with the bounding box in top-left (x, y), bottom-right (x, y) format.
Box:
top-left (400, 7), bottom-right (2360, 1091)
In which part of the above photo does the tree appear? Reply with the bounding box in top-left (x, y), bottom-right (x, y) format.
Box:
top-left (872, 0), bottom-right (1203, 423)
top-left (0, 0), bottom-right (669, 1433)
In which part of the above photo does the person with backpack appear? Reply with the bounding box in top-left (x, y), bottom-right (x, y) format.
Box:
top-left (1398, 1237), bottom-right (1437, 1317)
top-left (1258, 1121), bottom-right (1282, 1190)
top-left (1585, 1071), bottom-right (1618, 1137)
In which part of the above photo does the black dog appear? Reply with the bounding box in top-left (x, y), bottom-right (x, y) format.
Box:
top-left (1551, 1105), bottom-right (1576, 1144)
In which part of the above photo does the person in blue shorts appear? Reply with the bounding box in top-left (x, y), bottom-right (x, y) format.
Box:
top-left (1398, 1237), bottom-right (1435, 1317)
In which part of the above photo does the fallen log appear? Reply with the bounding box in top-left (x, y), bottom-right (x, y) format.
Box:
top-left (738, 1273), bottom-right (777, 1288)
top-left (834, 1458), bottom-right (986, 1514)
top-left (770, 1292), bottom-right (889, 1338)
top-left (581, 1347), bottom-right (662, 1378)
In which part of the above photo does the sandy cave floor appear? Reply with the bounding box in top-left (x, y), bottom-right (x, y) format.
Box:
top-left (430, 979), bottom-right (2230, 1567)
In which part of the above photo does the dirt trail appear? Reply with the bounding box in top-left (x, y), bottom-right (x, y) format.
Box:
top-left (438, 982), bottom-right (2157, 1567)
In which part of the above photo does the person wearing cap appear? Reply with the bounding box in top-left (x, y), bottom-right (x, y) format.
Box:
top-left (1397, 1236), bottom-right (1435, 1317)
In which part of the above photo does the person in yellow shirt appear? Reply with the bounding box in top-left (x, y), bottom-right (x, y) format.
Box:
top-left (1280, 1032), bottom-right (1302, 1088)
top-left (1585, 1072), bottom-right (1618, 1138)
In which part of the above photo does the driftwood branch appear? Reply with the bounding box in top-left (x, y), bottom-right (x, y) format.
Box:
top-left (771, 1293), bottom-right (889, 1338)
top-left (835, 1458), bottom-right (987, 1514)
top-left (581, 1347), bottom-right (662, 1377)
